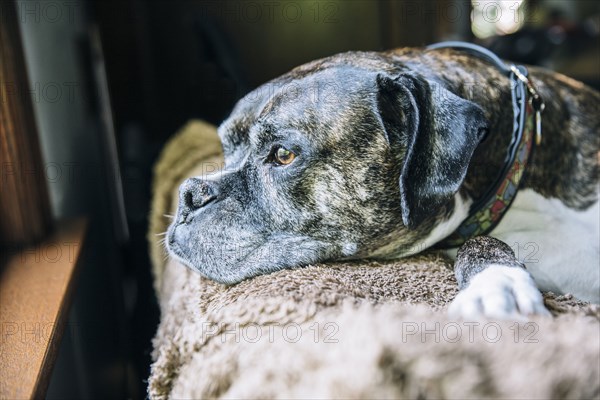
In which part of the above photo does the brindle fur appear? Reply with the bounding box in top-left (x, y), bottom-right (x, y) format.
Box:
top-left (388, 48), bottom-right (600, 209)
top-left (167, 47), bottom-right (600, 285)
top-left (453, 236), bottom-right (525, 290)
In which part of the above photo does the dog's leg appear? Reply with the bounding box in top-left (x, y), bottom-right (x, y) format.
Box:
top-left (448, 236), bottom-right (551, 320)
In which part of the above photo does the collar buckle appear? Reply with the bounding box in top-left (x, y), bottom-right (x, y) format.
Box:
top-left (510, 65), bottom-right (545, 145)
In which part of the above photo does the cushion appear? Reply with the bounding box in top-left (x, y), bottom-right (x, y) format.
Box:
top-left (147, 120), bottom-right (600, 399)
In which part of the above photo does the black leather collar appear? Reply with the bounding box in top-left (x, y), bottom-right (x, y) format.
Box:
top-left (426, 42), bottom-right (545, 247)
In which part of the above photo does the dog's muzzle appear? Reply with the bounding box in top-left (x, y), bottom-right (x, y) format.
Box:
top-left (176, 177), bottom-right (217, 224)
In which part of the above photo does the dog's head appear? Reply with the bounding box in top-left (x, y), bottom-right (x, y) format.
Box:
top-left (167, 51), bottom-right (488, 284)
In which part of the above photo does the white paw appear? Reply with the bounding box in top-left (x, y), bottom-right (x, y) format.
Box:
top-left (449, 265), bottom-right (551, 320)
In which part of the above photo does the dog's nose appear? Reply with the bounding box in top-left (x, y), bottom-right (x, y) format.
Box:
top-left (177, 177), bottom-right (217, 221)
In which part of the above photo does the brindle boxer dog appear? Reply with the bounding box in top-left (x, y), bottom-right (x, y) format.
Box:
top-left (167, 46), bottom-right (599, 319)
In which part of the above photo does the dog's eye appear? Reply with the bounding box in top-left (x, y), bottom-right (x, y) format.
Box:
top-left (273, 146), bottom-right (296, 165)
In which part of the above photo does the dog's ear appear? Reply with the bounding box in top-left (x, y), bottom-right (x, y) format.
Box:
top-left (376, 73), bottom-right (488, 228)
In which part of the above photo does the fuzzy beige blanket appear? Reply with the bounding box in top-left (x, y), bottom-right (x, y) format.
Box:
top-left (147, 121), bottom-right (600, 399)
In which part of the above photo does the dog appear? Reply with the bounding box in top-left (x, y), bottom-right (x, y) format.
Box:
top-left (166, 45), bottom-right (599, 319)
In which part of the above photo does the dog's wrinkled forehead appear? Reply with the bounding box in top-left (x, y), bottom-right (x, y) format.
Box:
top-left (260, 68), bottom-right (371, 119)
top-left (218, 66), bottom-right (378, 155)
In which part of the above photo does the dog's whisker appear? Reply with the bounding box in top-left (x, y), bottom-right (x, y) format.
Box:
top-left (164, 214), bottom-right (174, 219)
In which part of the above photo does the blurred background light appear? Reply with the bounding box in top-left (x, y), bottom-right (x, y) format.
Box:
top-left (472, 0), bottom-right (526, 39)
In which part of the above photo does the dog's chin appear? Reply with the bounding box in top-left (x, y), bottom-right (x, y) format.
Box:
top-left (166, 223), bottom-right (339, 285)
top-left (164, 244), bottom-right (302, 285)
top-left (165, 242), bottom-right (197, 274)
top-left (165, 237), bottom-right (248, 284)
top-left (165, 227), bottom-right (238, 285)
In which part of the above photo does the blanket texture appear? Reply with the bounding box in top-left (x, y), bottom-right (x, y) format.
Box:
top-left (148, 121), bottom-right (600, 399)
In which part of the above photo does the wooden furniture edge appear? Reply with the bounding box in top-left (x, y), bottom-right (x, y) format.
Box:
top-left (0, 218), bottom-right (88, 399)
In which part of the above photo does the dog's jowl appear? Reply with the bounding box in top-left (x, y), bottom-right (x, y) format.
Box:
top-left (167, 45), bottom-right (599, 319)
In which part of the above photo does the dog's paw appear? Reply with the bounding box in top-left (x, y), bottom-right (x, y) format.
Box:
top-left (448, 265), bottom-right (551, 320)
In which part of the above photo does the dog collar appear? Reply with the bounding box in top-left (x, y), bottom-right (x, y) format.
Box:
top-left (427, 42), bottom-right (546, 248)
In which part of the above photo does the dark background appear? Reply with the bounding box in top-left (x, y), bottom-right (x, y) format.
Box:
top-left (11, 0), bottom-right (599, 398)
